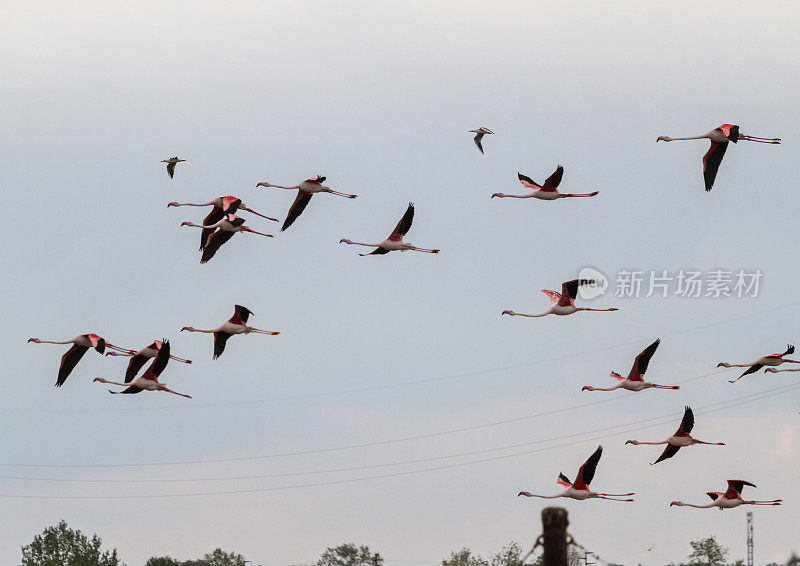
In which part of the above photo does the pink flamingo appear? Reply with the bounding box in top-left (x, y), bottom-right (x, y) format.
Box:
top-left (657, 124), bottom-right (780, 191)
top-left (626, 406), bottom-right (724, 464)
top-left (670, 480), bottom-right (781, 509)
top-left (518, 446), bottom-right (634, 502)
top-left (502, 279), bottom-right (618, 318)
top-left (492, 165), bottom-right (598, 200)
top-left (582, 339), bottom-right (679, 392)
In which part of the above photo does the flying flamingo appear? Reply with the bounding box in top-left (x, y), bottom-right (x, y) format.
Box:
top-left (656, 124), bottom-right (780, 191)
top-left (718, 345), bottom-right (798, 383)
top-left (518, 446), bottom-right (634, 502)
top-left (161, 157), bottom-right (185, 179)
top-left (582, 339), bottom-right (679, 392)
top-left (168, 196), bottom-right (278, 250)
top-left (256, 176), bottom-right (357, 231)
top-left (502, 279), bottom-right (618, 318)
top-left (670, 480), bottom-right (781, 509)
top-left (491, 166), bottom-right (598, 200)
top-left (106, 340), bottom-right (192, 383)
top-left (626, 406), bottom-right (724, 464)
top-left (469, 127), bottom-right (494, 154)
top-left (339, 202), bottom-right (440, 255)
top-left (28, 333), bottom-right (127, 387)
top-left (94, 340), bottom-right (191, 398)
top-left (181, 305), bottom-right (279, 359)
top-left (181, 214), bottom-right (273, 263)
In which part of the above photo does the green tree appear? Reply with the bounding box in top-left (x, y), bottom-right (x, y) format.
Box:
top-left (689, 536), bottom-right (729, 566)
top-left (145, 559), bottom-right (183, 566)
top-left (318, 544), bottom-right (383, 566)
top-left (491, 543), bottom-right (524, 566)
top-left (202, 548), bottom-right (246, 566)
top-left (20, 520), bottom-right (123, 566)
top-left (528, 546), bottom-right (583, 566)
top-left (442, 548), bottom-right (488, 566)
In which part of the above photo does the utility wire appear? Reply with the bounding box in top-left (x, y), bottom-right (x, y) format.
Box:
top-left (0, 369), bottom-right (724, 469)
top-left (0, 381), bottom-right (795, 499)
top-left (0, 381), bottom-right (795, 485)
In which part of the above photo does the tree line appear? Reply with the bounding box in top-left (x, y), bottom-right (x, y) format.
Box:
top-left (19, 520), bottom-right (775, 566)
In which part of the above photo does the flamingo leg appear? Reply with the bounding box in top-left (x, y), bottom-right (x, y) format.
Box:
top-left (327, 190), bottom-right (357, 198)
top-left (408, 246), bottom-right (440, 253)
top-left (168, 355), bottom-right (192, 364)
top-left (243, 228), bottom-right (274, 237)
top-left (651, 384), bottom-right (680, 389)
top-left (248, 328), bottom-right (280, 335)
top-left (239, 206), bottom-right (279, 222)
top-left (162, 388), bottom-right (192, 399)
top-left (563, 192), bottom-right (599, 198)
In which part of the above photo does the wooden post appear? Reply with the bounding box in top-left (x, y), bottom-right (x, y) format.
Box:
top-left (542, 507), bottom-right (569, 566)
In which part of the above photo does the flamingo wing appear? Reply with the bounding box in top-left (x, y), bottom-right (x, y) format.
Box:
top-left (574, 445), bottom-right (602, 489)
top-left (149, 339), bottom-right (171, 378)
top-left (518, 173), bottom-right (542, 190)
top-left (702, 141), bottom-right (728, 191)
top-left (166, 161), bottom-right (176, 178)
top-left (726, 479), bottom-right (756, 498)
top-left (362, 247), bottom-right (391, 255)
top-left (736, 363), bottom-right (764, 380)
top-left (124, 353), bottom-right (149, 383)
top-left (541, 289), bottom-right (562, 304)
top-left (706, 492), bottom-right (722, 501)
top-left (221, 196), bottom-right (242, 213)
top-left (389, 203), bottom-right (415, 240)
top-left (542, 165), bottom-right (564, 190)
top-left (232, 305), bottom-right (253, 324)
top-left (213, 332), bottom-right (232, 359)
top-left (629, 338), bottom-right (660, 380)
top-left (56, 344), bottom-right (90, 387)
top-left (561, 279), bottom-right (593, 301)
top-left (719, 124), bottom-right (740, 142)
top-left (200, 229), bottom-right (236, 264)
top-left (114, 384), bottom-right (144, 394)
top-left (556, 473), bottom-right (572, 488)
top-left (199, 207), bottom-right (225, 250)
top-left (282, 191), bottom-right (313, 231)
top-left (771, 344), bottom-right (795, 358)
top-left (677, 405), bottom-right (694, 435)
top-left (652, 444), bottom-right (681, 465)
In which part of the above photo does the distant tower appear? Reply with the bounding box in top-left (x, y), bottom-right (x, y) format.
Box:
top-left (746, 511), bottom-right (754, 566)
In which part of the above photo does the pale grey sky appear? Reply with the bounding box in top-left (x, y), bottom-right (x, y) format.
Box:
top-left (1, 1), bottom-right (799, 565)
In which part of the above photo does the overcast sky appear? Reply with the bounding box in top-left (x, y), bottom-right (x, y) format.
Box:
top-left (2, 1), bottom-right (799, 565)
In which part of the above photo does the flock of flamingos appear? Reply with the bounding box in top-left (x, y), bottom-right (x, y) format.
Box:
top-left (27, 123), bottom-right (789, 511)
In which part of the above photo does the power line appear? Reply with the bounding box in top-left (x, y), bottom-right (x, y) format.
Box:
top-left (0, 369), bottom-right (724, 469)
top-left (0, 381), bottom-right (795, 499)
top-left (9, 300), bottom-right (799, 414)
top-left (0, 381), bottom-right (796, 488)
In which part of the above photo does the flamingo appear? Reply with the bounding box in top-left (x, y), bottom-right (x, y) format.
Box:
top-left (502, 279), bottom-right (618, 318)
top-left (181, 305), bottom-right (279, 359)
top-left (469, 127), bottom-right (494, 154)
top-left (656, 124), bottom-right (780, 191)
top-left (28, 333), bottom-right (127, 387)
top-left (105, 340), bottom-right (192, 383)
top-left (161, 157), bottom-right (185, 179)
top-left (339, 202), bottom-right (439, 255)
top-left (94, 340), bottom-right (191, 398)
top-left (518, 446), bottom-right (634, 502)
top-left (582, 339), bottom-right (679, 392)
top-left (626, 406), bottom-right (724, 464)
top-left (491, 166), bottom-right (598, 200)
top-left (181, 214), bottom-right (273, 263)
top-left (168, 196), bottom-right (278, 250)
top-left (718, 345), bottom-right (797, 383)
top-left (256, 175), bottom-right (357, 231)
top-left (670, 480), bottom-right (781, 509)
